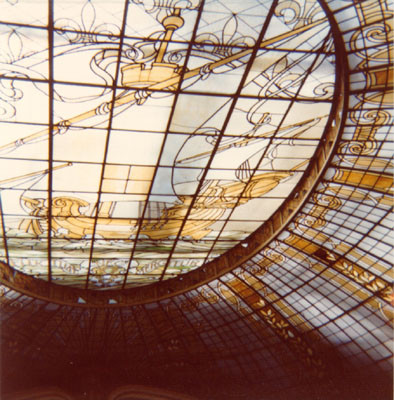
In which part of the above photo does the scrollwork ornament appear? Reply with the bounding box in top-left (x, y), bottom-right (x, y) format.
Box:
top-left (342, 109), bottom-right (390, 156)
top-left (198, 286), bottom-right (219, 304)
top-left (338, 140), bottom-right (377, 156)
top-left (313, 82), bottom-right (335, 99)
top-left (55, 19), bottom-right (84, 44)
top-left (262, 246), bottom-right (286, 265)
top-left (350, 15), bottom-right (393, 53)
top-left (312, 193), bottom-right (342, 210)
top-left (295, 214), bottom-right (326, 230)
top-left (0, 30), bottom-right (29, 120)
top-left (275, 0), bottom-right (302, 25)
top-left (246, 263), bottom-right (264, 275)
top-left (275, 0), bottom-right (325, 28)
top-left (350, 109), bottom-right (391, 126)
top-left (165, 49), bottom-right (183, 65)
top-left (0, 78), bottom-right (23, 120)
top-left (122, 46), bottom-right (141, 62)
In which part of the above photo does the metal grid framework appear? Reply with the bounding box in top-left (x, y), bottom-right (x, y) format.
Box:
top-left (0, 0), bottom-right (393, 399)
top-left (0, 0), bottom-right (339, 289)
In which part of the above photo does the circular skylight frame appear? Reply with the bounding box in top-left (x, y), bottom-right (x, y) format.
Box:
top-left (0, 0), bottom-right (347, 306)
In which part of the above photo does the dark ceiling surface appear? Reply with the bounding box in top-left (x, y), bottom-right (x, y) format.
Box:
top-left (0, 0), bottom-right (392, 399)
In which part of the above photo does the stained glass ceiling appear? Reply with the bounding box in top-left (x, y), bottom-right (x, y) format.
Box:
top-left (0, 0), bottom-right (392, 398)
top-left (0, 0), bottom-right (339, 289)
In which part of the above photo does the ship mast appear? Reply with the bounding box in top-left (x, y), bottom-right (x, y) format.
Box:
top-left (0, 18), bottom-right (327, 155)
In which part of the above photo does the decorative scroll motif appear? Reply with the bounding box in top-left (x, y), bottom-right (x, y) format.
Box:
top-left (320, 181), bottom-right (392, 208)
top-left (0, 4), bottom-right (392, 396)
top-left (339, 1), bottom-right (393, 159)
top-left (287, 3), bottom-right (394, 322)
top-left (0, 0), bottom-right (337, 288)
top-left (338, 110), bottom-right (390, 157)
top-left (276, 0), bottom-right (326, 28)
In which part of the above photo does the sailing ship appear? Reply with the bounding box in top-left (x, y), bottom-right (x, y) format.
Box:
top-left (19, 171), bottom-right (292, 241)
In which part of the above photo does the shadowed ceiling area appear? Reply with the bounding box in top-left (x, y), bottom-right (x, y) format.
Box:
top-left (0, 0), bottom-right (392, 399)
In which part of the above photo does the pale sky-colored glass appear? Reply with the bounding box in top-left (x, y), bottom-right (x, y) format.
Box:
top-left (0, 0), bottom-right (337, 288)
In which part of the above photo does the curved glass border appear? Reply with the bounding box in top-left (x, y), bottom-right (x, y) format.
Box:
top-left (0, 0), bottom-right (347, 306)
